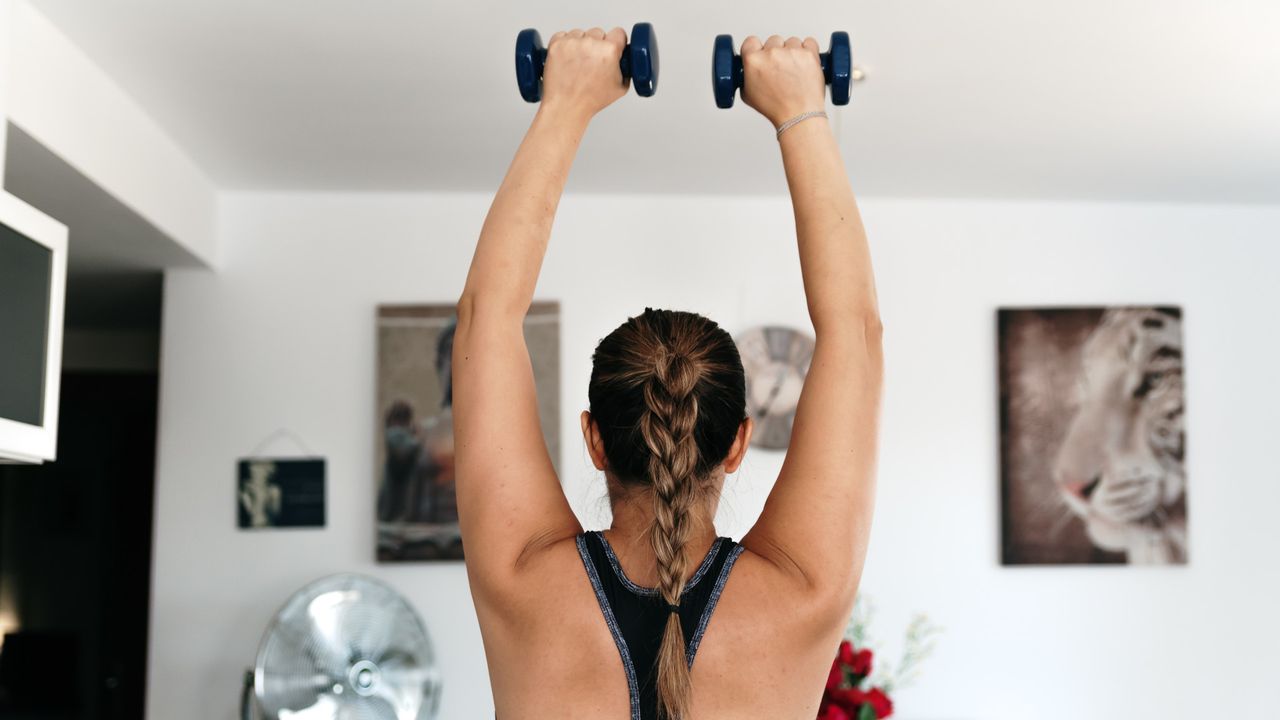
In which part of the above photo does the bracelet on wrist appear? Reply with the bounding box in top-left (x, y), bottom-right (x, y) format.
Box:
top-left (775, 110), bottom-right (828, 139)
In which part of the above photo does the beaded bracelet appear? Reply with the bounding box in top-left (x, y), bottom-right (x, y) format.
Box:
top-left (776, 110), bottom-right (828, 139)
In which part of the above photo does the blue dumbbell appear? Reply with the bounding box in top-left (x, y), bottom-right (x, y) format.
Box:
top-left (712, 32), bottom-right (852, 109)
top-left (515, 23), bottom-right (659, 103)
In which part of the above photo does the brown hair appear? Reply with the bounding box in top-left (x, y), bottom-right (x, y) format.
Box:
top-left (587, 307), bottom-right (747, 719)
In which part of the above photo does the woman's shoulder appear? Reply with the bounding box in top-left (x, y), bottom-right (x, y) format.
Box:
top-left (717, 542), bottom-right (856, 631)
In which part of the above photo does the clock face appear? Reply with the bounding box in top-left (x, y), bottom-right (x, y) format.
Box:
top-left (734, 326), bottom-right (815, 450)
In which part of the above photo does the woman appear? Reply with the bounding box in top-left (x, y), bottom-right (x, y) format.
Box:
top-left (454, 28), bottom-right (883, 720)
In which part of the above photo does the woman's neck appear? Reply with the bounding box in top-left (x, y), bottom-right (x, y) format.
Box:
top-left (603, 492), bottom-right (720, 588)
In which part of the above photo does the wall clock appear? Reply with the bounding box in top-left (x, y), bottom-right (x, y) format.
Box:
top-left (734, 325), bottom-right (815, 450)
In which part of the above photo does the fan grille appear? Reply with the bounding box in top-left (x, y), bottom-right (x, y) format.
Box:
top-left (255, 574), bottom-right (440, 720)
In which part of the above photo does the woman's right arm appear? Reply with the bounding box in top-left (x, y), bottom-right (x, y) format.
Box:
top-left (738, 35), bottom-right (884, 614)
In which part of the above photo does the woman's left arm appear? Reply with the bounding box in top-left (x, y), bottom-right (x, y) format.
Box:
top-left (454, 27), bottom-right (627, 594)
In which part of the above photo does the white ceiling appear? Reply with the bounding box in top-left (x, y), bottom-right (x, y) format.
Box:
top-left (27, 0), bottom-right (1280, 202)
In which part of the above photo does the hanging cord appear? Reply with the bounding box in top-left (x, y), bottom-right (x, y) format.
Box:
top-left (245, 428), bottom-right (318, 458)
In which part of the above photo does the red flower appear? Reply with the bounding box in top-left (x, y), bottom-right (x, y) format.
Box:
top-left (826, 660), bottom-right (845, 691)
top-left (831, 687), bottom-right (868, 712)
top-left (863, 687), bottom-right (894, 719)
top-left (850, 648), bottom-right (873, 677)
top-left (835, 639), bottom-right (874, 677)
top-left (837, 639), bottom-right (857, 666)
top-left (818, 703), bottom-right (853, 720)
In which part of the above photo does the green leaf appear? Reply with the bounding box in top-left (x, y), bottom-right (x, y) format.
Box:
top-left (858, 704), bottom-right (878, 720)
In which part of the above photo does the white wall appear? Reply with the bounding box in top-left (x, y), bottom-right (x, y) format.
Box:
top-left (6, 1), bottom-right (217, 265)
top-left (0, 0), bottom-right (13, 181)
top-left (152, 191), bottom-right (1280, 719)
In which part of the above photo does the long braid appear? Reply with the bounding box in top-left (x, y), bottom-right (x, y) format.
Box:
top-left (640, 341), bottom-right (704, 720)
top-left (587, 307), bottom-right (749, 720)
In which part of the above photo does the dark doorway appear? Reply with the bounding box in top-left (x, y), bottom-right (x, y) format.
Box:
top-left (0, 371), bottom-right (157, 719)
top-left (2, 120), bottom-right (185, 720)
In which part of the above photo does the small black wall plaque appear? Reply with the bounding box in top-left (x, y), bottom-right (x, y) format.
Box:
top-left (237, 458), bottom-right (326, 529)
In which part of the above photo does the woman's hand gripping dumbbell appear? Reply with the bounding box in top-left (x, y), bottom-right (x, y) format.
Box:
top-left (515, 24), bottom-right (658, 106)
top-left (713, 32), bottom-right (852, 111)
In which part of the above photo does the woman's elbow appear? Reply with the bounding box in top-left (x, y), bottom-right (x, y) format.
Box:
top-left (816, 310), bottom-right (883, 347)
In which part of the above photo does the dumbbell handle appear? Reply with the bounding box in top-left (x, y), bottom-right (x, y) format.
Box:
top-left (533, 45), bottom-right (638, 81)
top-left (727, 51), bottom-right (840, 92)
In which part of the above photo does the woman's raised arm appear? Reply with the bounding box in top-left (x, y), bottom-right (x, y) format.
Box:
top-left (737, 35), bottom-right (884, 615)
top-left (453, 28), bottom-right (628, 595)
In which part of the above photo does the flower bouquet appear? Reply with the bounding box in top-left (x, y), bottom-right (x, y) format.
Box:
top-left (817, 594), bottom-right (942, 720)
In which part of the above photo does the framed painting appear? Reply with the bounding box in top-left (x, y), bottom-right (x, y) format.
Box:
top-left (375, 301), bottom-right (560, 561)
top-left (998, 307), bottom-right (1187, 565)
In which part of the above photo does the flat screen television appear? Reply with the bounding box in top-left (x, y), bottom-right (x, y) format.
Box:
top-left (0, 191), bottom-right (67, 464)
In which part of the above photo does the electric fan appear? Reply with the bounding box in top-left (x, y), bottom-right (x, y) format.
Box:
top-left (240, 574), bottom-right (442, 720)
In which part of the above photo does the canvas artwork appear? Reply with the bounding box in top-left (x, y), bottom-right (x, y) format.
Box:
top-left (998, 307), bottom-right (1187, 565)
top-left (375, 301), bottom-right (561, 561)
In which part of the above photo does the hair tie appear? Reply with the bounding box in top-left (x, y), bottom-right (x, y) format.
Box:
top-left (666, 602), bottom-right (681, 614)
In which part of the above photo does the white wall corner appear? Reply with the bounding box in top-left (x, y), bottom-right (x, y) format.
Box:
top-left (7, 0), bottom-right (219, 267)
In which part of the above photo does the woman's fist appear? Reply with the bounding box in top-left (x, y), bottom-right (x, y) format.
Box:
top-left (740, 35), bottom-right (826, 127)
top-left (542, 27), bottom-right (629, 120)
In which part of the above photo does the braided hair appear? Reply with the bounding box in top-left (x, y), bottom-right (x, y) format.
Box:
top-left (587, 308), bottom-right (747, 719)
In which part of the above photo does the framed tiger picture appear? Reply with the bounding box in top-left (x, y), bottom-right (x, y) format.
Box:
top-left (998, 306), bottom-right (1187, 566)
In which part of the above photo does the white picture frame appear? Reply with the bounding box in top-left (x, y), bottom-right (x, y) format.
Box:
top-left (0, 190), bottom-right (68, 464)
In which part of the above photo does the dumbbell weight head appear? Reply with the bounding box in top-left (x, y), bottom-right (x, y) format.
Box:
top-left (712, 34), bottom-right (741, 109)
top-left (515, 29), bottom-right (546, 103)
top-left (514, 23), bottom-right (659, 103)
top-left (626, 23), bottom-right (659, 97)
top-left (824, 31), bottom-right (852, 106)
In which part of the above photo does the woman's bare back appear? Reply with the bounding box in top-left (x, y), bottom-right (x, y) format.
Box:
top-left (473, 536), bottom-right (853, 719)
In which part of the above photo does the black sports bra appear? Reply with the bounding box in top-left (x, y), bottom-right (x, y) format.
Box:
top-left (575, 530), bottom-right (744, 720)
